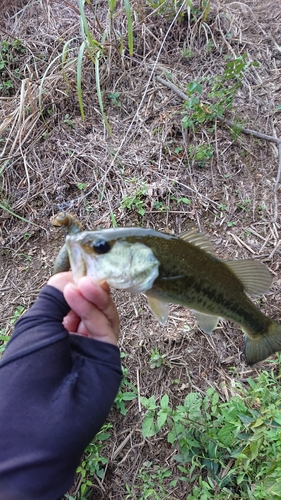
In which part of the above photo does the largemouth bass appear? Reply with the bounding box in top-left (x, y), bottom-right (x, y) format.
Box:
top-left (52, 214), bottom-right (281, 365)
top-left (59, 228), bottom-right (281, 364)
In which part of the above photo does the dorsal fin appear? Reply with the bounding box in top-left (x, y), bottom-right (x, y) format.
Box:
top-left (179, 229), bottom-right (215, 255)
top-left (225, 260), bottom-right (272, 296)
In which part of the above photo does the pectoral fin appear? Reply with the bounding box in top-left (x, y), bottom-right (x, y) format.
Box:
top-left (192, 310), bottom-right (220, 334)
top-left (146, 295), bottom-right (170, 325)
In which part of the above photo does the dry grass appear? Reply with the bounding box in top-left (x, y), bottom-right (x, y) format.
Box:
top-left (1, 0), bottom-right (281, 498)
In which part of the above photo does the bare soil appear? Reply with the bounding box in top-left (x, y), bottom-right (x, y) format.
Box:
top-left (1, 0), bottom-right (281, 498)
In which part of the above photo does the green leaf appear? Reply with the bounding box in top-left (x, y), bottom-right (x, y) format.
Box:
top-left (124, 0), bottom-right (133, 56)
top-left (120, 391), bottom-right (138, 401)
top-left (217, 424), bottom-right (235, 446)
top-left (142, 415), bottom-right (157, 438)
top-left (0, 203), bottom-right (38, 226)
top-left (157, 410), bottom-right (168, 429)
top-left (160, 394), bottom-right (169, 408)
top-left (187, 81), bottom-right (202, 94)
top-left (77, 42), bottom-right (85, 121)
top-left (179, 197), bottom-right (191, 205)
top-left (249, 436), bottom-right (263, 459)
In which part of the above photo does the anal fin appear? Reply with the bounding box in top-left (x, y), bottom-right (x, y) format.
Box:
top-left (192, 310), bottom-right (220, 334)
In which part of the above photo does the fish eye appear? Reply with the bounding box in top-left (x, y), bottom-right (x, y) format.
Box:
top-left (92, 239), bottom-right (111, 254)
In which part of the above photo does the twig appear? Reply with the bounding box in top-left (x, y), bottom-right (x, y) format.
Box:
top-left (156, 76), bottom-right (281, 222)
top-left (136, 368), bottom-right (141, 413)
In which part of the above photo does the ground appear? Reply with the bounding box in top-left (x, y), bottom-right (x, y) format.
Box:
top-left (1, 0), bottom-right (281, 498)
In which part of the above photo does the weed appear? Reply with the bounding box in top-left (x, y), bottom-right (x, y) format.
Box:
top-left (188, 144), bottom-right (213, 167)
top-left (114, 366), bottom-right (138, 415)
top-left (0, 332), bottom-right (10, 355)
top-left (84, 199), bottom-right (94, 213)
top-left (153, 201), bottom-right (169, 211)
top-left (110, 211), bottom-right (118, 227)
top-left (0, 306), bottom-right (25, 357)
top-left (180, 48), bottom-right (193, 59)
top-left (121, 182), bottom-right (147, 216)
top-left (170, 196), bottom-right (191, 206)
top-left (76, 423), bottom-right (113, 497)
top-left (149, 348), bottom-right (166, 369)
top-left (227, 220), bottom-right (236, 227)
top-left (126, 461), bottom-right (175, 499)
top-left (108, 92), bottom-right (121, 107)
top-left (63, 114), bottom-right (75, 128)
top-left (182, 55), bottom-right (258, 132)
top-left (140, 362), bottom-right (281, 499)
top-left (237, 199), bottom-right (251, 212)
top-left (10, 305), bottom-right (25, 325)
top-left (17, 253), bottom-right (33, 262)
top-left (0, 39), bottom-right (26, 96)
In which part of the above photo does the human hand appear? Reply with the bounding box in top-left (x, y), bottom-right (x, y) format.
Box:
top-left (48, 272), bottom-right (120, 345)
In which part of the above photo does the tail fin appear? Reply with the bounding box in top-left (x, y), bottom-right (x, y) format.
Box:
top-left (244, 321), bottom-right (281, 365)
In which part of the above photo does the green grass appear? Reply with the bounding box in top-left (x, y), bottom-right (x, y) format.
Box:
top-left (140, 359), bottom-right (281, 499)
top-left (67, 355), bottom-right (281, 499)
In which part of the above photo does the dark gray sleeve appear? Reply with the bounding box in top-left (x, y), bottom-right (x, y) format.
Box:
top-left (0, 285), bottom-right (122, 500)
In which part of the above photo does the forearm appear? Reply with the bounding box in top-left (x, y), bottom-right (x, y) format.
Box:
top-left (0, 285), bottom-right (122, 500)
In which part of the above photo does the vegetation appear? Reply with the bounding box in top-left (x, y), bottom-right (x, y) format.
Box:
top-left (65, 358), bottom-right (281, 499)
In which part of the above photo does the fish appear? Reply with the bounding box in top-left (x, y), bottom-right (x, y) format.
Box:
top-left (58, 224), bottom-right (281, 366)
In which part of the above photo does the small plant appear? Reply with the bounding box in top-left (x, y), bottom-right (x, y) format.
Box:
top-left (170, 196), bottom-right (191, 206)
top-left (0, 306), bottom-right (25, 358)
top-left (149, 348), bottom-right (166, 369)
top-left (180, 48), bottom-right (193, 59)
top-left (121, 182), bottom-right (147, 216)
top-left (126, 461), bottom-right (175, 499)
top-left (0, 332), bottom-right (10, 355)
top-left (76, 424), bottom-right (112, 498)
top-left (0, 39), bottom-right (26, 95)
top-left (182, 55), bottom-right (258, 131)
top-left (188, 144), bottom-right (213, 167)
top-left (114, 366), bottom-right (138, 415)
top-left (108, 92), bottom-right (121, 107)
top-left (10, 305), bottom-right (25, 325)
top-left (63, 114), bottom-right (75, 128)
top-left (153, 201), bottom-right (169, 212)
top-left (237, 199), bottom-right (251, 212)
